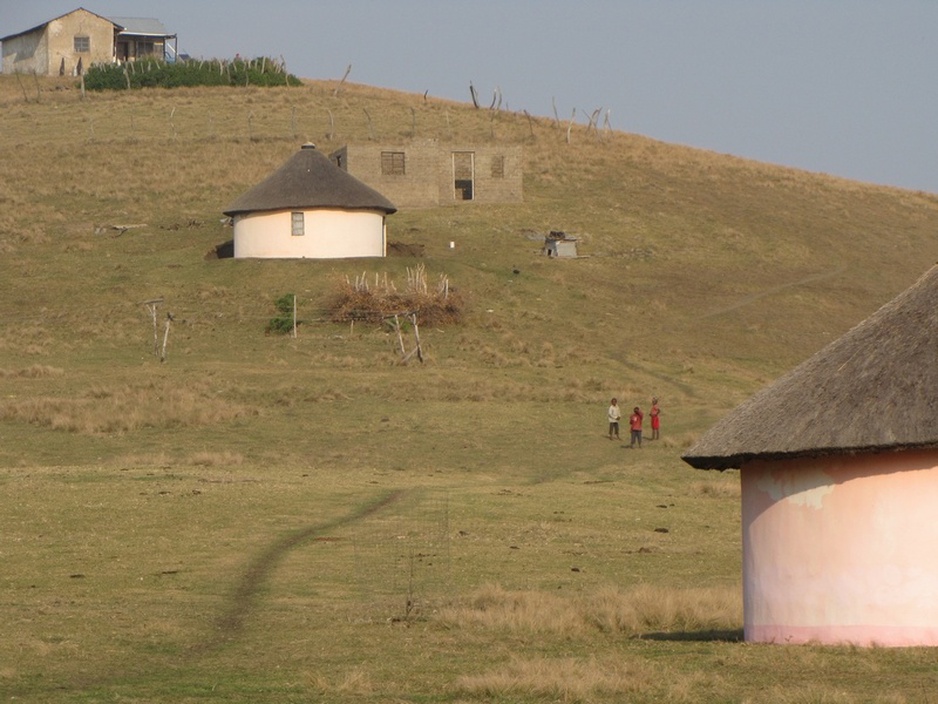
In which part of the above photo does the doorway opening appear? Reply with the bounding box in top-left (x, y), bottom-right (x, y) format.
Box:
top-left (452, 151), bottom-right (474, 200)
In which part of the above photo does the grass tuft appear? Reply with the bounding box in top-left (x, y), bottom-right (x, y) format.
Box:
top-left (0, 364), bottom-right (64, 378)
top-left (439, 582), bottom-right (742, 637)
top-left (457, 655), bottom-right (657, 701)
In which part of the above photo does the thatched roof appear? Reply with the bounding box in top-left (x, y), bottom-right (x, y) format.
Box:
top-left (223, 144), bottom-right (397, 217)
top-left (683, 264), bottom-right (938, 470)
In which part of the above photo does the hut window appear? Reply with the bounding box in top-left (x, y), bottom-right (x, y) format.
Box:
top-left (491, 155), bottom-right (505, 179)
top-left (381, 151), bottom-right (406, 176)
top-left (74, 36), bottom-right (91, 53)
top-left (291, 212), bottom-right (305, 236)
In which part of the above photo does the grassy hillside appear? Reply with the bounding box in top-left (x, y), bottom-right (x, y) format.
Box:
top-left (2, 75), bottom-right (938, 702)
top-left (3, 76), bottom-right (937, 465)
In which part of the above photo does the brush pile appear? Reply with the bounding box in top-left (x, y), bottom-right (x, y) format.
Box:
top-left (327, 265), bottom-right (465, 326)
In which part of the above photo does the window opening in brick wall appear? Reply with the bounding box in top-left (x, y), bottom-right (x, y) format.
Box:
top-left (74, 36), bottom-right (90, 53)
top-left (381, 151), bottom-right (406, 176)
top-left (491, 155), bottom-right (505, 179)
top-left (291, 212), bottom-right (305, 236)
top-left (453, 151), bottom-right (475, 201)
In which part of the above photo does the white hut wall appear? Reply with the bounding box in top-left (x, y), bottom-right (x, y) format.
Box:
top-left (233, 209), bottom-right (386, 259)
top-left (741, 450), bottom-right (938, 647)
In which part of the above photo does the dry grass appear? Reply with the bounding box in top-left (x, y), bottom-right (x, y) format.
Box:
top-left (690, 474), bottom-right (742, 498)
top-left (457, 655), bottom-right (658, 702)
top-left (0, 364), bottom-right (64, 378)
top-left (439, 582), bottom-right (742, 637)
top-left (0, 379), bottom-right (252, 433)
top-left (750, 684), bottom-right (909, 704)
top-left (306, 667), bottom-right (376, 697)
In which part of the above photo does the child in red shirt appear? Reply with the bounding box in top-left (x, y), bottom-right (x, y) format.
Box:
top-left (650, 398), bottom-right (661, 440)
top-left (629, 407), bottom-right (643, 448)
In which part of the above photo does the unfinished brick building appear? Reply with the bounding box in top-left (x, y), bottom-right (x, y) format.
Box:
top-left (330, 141), bottom-right (522, 208)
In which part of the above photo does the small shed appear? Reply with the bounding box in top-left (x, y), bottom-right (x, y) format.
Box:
top-left (223, 144), bottom-right (397, 259)
top-left (683, 265), bottom-right (938, 646)
top-left (544, 231), bottom-right (578, 258)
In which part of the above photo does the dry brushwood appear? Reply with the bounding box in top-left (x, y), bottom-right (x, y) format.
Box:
top-left (327, 268), bottom-right (464, 326)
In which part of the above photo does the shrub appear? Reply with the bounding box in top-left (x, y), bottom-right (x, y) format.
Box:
top-left (267, 293), bottom-right (297, 335)
top-left (82, 57), bottom-right (302, 91)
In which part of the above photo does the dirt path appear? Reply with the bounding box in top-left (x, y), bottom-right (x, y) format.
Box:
top-left (700, 266), bottom-right (847, 320)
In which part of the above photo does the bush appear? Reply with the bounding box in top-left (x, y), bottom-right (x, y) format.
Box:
top-left (267, 293), bottom-right (297, 335)
top-left (82, 57), bottom-right (302, 91)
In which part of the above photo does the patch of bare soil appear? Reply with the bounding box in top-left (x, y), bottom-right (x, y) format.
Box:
top-left (388, 241), bottom-right (425, 257)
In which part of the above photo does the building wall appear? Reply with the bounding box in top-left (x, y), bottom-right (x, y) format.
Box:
top-left (2, 31), bottom-right (47, 75)
top-left (741, 449), bottom-right (938, 646)
top-left (233, 209), bottom-right (386, 259)
top-left (439, 145), bottom-right (523, 205)
top-left (334, 143), bottom-right (441, 208)
top-left (2, 9), bottom-right (115, 75)
top-left (333, 141), bottom-right (523, 208)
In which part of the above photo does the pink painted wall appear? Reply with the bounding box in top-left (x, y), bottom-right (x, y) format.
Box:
top-left (742, 450), bottom-right (938, 646)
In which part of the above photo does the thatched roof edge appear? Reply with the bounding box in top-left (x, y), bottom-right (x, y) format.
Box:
top-left (683, 264), bottom-right (938, 471)
top-left (223, 144), bottom-right (397, 217)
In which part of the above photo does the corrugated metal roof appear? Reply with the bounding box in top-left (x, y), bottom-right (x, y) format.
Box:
top-left (109, 16), bottom-right (173, 37)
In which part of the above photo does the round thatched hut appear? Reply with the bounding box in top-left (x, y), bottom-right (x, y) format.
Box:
top-left (683, 265), bottom-right (938, 646)
top-left (223, 143), bottom-right (397, 259)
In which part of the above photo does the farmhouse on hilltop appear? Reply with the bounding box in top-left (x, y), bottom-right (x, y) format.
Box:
top-left (1, 7), bottom-right (178, 76)
top-left (683, 264), bottom-right (938, 647)
top-left (330, 141), bottom-right (522, 208)
top-left (223, 143), bottom-right (397, 259)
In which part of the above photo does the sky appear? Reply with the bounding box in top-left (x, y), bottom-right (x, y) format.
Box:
top-left (3, 1), bottom-right (937, 194)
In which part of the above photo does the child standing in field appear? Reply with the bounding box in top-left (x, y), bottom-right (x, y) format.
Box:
top-left (650, 397), bottom-right (661, 440)
top-left (607, 398), bottom-right (621, 440)
top-left (629, 406), bottom-right (644, 448)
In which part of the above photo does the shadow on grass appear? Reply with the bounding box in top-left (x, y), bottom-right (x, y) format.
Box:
top-left (640, 629), bottom-right (744, 643)
top-left (196, 489), bottom-right (406, 654)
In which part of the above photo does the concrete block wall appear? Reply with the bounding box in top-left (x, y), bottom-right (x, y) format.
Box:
top-left (3, 9), bottom-right (115, 75)
top-left (332, 140), bottom-right (523, 208)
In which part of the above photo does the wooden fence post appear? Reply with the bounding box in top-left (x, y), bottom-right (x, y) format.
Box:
top-left (160, 313), bottom-right (173, 362)
top-left (141, 298), bottom-right (164, 357)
